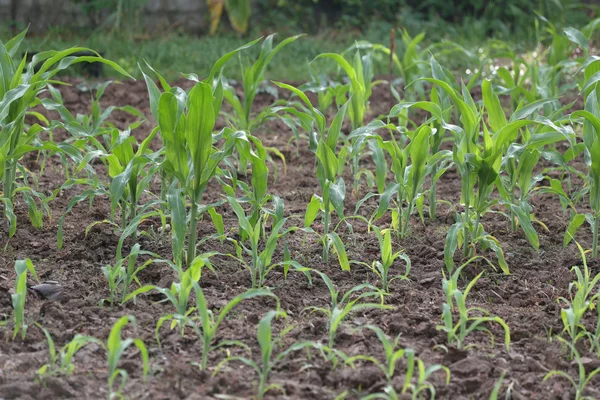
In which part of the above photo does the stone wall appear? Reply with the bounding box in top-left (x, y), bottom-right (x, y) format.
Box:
top-left (0, 0), bottom-right (210, 34)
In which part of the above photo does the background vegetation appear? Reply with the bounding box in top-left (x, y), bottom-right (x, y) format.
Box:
top-left (4, 0), bottom-right (596, 82)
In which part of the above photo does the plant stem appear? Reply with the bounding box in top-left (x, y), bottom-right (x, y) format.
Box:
top-left (186, 190), bottom-right (202, 267)
top-left (252, 240), bottom-right (259, 288)
top-left (429, 175), bottom-right (437, 221)
top-left (593, 217), bottom-right (599, 259)
top-left (202, 340), bottom-right (209, 370)
top-left (258, 368), bottom-right (268, 400)
top-left (129, 200), bottom-right (137, 241)
top-left (121, 206), bottom-right (127, 231)
top-left (323, 202), bottom-right (330, 263)
top-left (402, 202), bottom-right (413, 237)
top-left (474, 212), bottom-right (481, 242)
top-left (463, 175), bottom-right (471, 258)
top-left (3, 159), bottom-right (16, 208)
top-left (352, 155), bottom-right (359, 196)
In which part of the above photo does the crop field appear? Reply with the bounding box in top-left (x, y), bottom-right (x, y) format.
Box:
top-left (2, 19), bottom-right (600, 400)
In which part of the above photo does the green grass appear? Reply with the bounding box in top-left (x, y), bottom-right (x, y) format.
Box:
top-left (21, 31), bottom-right (344, 82)
top-left (13, 4), bottom-right (592, 84)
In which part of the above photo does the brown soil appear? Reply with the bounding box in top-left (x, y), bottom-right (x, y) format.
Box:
top-left (1, 77), bottom-right (599, 400)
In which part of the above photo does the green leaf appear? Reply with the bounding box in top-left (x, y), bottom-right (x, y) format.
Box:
top-left (187, 82), bottom-right (217, 191)
top-left (564, 214), bottom-right (586, 247)
top-left (168, 183), bottom-right (186, 267)
top-left (327, 232), bottom-right (350, 271)
top-left (208, 207), bottom-right (224, 236)
top-left (482, 79), bottom-right (507, 132)
top-left (408, 125), bottom-right (431, 200)
top-left (316, 140), bottom-right (338, 182)
top-left (510, 204), bottom-right (539, 250)
top-left (564, 27), bottom-right (589, 55)
top-left (329, 178), bottom-right (346, 219)
top-left (444, 222), bottom-right (463, 273)
top-left (326, 100), bottom-right (349, 150)
top-left (224, 0), bottom-right (251, 33)
top-left (305, 195), bottom-right (322, 228)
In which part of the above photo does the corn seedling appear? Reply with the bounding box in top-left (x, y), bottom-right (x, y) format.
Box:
top-left (304, 269), bottom-right (391, 349)
top-left (557, 242), bottom-right (600, 355)
top-left (40, 82), bottom-right (160, 246)
top-left (101, 243), bottom-right (158, 305)
top-left (226, 196), bottom-right (302, 288)
top-left (347, 325), bottom-right (450, 399)
top-left (316, 48), bottom-right (385, 194)
top-left (379, 124), bottom-right (435, 237)
top-left (105, 315), bottom-right (149, 400)
top-left (222, 34), bottom-right (303, 132)
top-left (126, 255), bottom-right (215, 335)
top-left (156, 282), bottom-right (277, 370)
top-left (273, 82), bottom-right (351, 266)
top-left (588, 296), bottom-right (600, 357)
top-left (214, 310), bottom-right (330, 399)
top-left (11, 258), bottom-right (40, 340)
top-left (36, 323), bottom-right (101, 378)
top-left (0, 29), bottom-right (131, 236)
top-left (353, 226), bottom-right (411, 292)
top-left (544, 336), bottom-right (600, 400)
top-left (142, 38), bottom-right (264, 267)
top-left (437, 260), bottom-right (511, 351)
top-left (570, 84), bottom-right (600, 258)
top-left (144, 75), bottom-right (244, 267)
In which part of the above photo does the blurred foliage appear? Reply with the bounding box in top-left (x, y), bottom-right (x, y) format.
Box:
top-left (207, 0), bottom-right (251, 35)
top-left (256, 0), bottom-right (594, 41)
top-left (72, 0), bottom-right (148, 31)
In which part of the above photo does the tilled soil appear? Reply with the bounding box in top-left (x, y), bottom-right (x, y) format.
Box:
top-left (1, 77), bottom-right (599, 400)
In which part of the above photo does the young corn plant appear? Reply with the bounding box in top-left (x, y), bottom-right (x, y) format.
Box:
top-left (496, 143), bottom-right (544, 239)
top-left (544, 337), bottom-right (600, 400)
top-left (352, 226), bottom-right (411, 292)
top-left (38, 82), bottom-right (160, 247)
top-left (146, 78), bottom-right (243, 267)
top-left (384, 125), bottom-right (433, 237)
top-left (304, 269), bottom-right (390, 349)
top-left (384, 98), bottom-right (454, 223)
top-left (222, 34), bottom-right (303, 132)
top-left (307, 103), bottom-right (352, 266)
top-left (226, 196), bottom-right (302, 288)
top-left (156, 282), bottom-right (278, 370)
top-left (11, 259), bottom-right (40, 340)
top-left (104, 315), bottom-right (149, 400)
top-left (490, 93), bottom-right (575, 251)
top-left (0, 29), bottom-right (131, 236)
top-left (101, 243), bottom-right (158, 305)
top-left (437, 261), bottom-right (511, 351)
top-left (570, 85), bottom-right (600, 258)
top-left (557, 243), bottom-right (600, 354)
top-left (89, 126), bottom-right (160, 230)
top-left (220, 132), bottom-right (278, 241)
top-left (41, 81), bottom-right (145, 145)
top-left (588, 297), bottom-right (600, 357)
top-left (273, 86), bottom-right (351, 266)
top-left (345, 325), bottom-right (450, 399)
top-left (125, 255), bottom-right (215, 336)
top-left (214, 310), bottom-right (329, 399)
top-left (315, 48), bottom-right (383, 194)
top-left (142, 40), bottom-right (260, 267)
top-left (36, 324), bottom-right (100, 378)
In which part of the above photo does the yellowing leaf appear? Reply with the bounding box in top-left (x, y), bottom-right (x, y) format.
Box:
top-left (207, 0), bottom-right (224, 36)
